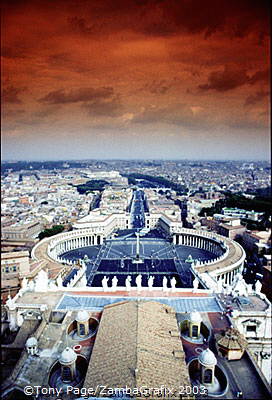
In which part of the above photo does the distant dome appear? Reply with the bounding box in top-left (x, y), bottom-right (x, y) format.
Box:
top-left (76, 310), bottom-right (89, 322)
top-left (59, 347), bottom-right (77, 365)
top-left (199, 348), bottom-right (217, 366)
top-left (26, 337), bottom-right (38, 347)
top-left (189, 311), bottom-right (202, 323)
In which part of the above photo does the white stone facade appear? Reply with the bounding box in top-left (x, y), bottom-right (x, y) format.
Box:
top-left (231, 297), bottom-right (272, 384)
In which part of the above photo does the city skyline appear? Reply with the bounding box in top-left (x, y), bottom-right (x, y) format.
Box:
top-left (2, 0), bottom-right (270, 161)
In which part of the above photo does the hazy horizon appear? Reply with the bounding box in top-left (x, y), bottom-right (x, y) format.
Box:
top-left (1, 157), bottom-right (270, 163)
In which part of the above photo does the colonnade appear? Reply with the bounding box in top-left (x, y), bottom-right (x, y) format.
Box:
top-left (31, 214), bottom-right (245, 293)
top-left (173, 234), bottom-right (223, 257)
top-left (215, 268), bottom-right (241, 285)
top-left (48, 234), bottom-right (104, 260)
top-left (172, 230), bottom-right (245, 288)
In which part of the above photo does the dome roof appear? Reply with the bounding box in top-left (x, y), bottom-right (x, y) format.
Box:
top-left (189, 311), bottom-right (202, 323)
top-left (26, 337), bottom-right (37, 347)
top-left (59, 347), bottom-right (77, 365)
top-left (76, 310), bottom-right (89, 322)
top-left (199, 348), bottom-right (217, 366)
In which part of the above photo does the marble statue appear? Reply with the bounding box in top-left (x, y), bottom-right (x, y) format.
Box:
top-left (49, 281), bottom-right (57, 289)
top-left (102, 276), bottom-right (109, 291)
top-left (225, 284), bottom-right (233, 295)
top-left (247, 283), bottom-right (254, 294)
top-left (125, 275), bottom-right (132, 291)
top-left (21, 277), bottom-right (28, 290)
top-left (9, 314), bottom-right (18, 332)
top-left (6, 296), bottom-right (18, 331)
top-left (56, 275), bottom-right (63, 288)
top-left (136, 274), bottom-right (142, 291)
top-left (255, 280), bottom-right (262, 294)
top-left (170, 277), bottom-right (177, 291)
top-left (17, 313), bottom-right (24, 327)
top-left (6, 295), bottom-right (15, 310)
top-left (112, 276), bottom-right (118, 291)
top-left (193, 277), bottom-right (199, 290)
top-left (148, 276), bottom-right (155, 290)
top-left (162, 276), bottom-right (168, 291)
top-left (34, 269), bottom-right (49, 292)
top-left (231, 275), bottom-right (248, 297)
top-left (234, 273), bottom-right (243, 285)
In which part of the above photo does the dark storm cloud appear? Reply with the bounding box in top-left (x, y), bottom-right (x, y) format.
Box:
top-left (47, 53), bottom-right (72, 66)
top-left (198, 68), bottom-right (249, 92)
top-left (39, 87), bottom-right (115, 104)
top-left (245, 90), bottom-right (269, 106)
top-left (67, 16), bottom-right (93, 35)
top-left (198, 67), bottom-right (269, 92)
top-left (53, 0), bottom-right (270, 40)
top-left (2, 86), bottom-right (25, 103)
top-left (2, 0), bottom-right (269, 42)
top-left (39, 85), bottom-right (124, 117)
top-left (46, 53), bottom-right (92, 73)
top-left (107, 0), bottom-right (269, 38)
top-left (248, 70), bottom-right (270, 85)
top-left (83, 97), bottom-right (124, 117)
top-left (1, 46), bottom-right (27, 59)
top-left (147, 0), bottom-right (269, 38)
top-left (144, 80), bottom-right (171, 94)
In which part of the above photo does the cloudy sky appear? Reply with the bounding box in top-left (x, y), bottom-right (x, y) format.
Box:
top-left (1, 0), bottom-right (270, 161)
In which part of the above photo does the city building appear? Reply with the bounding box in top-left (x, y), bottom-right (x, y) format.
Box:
top-left (242, 230), bottom-right (271, 254)
top-left (222, 208), bottom-right (264, 222)
top-left (1, 251), bottom-right (30, 301)
top-left (1, 161), bottom-right (271, 400)
top-left (218, 219), bottom-right (246, 240)
top-left (1, 221), bottom-right (43, 241)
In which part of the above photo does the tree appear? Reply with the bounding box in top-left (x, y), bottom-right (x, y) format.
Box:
top-left (38, 225), bottom-right (64, 240)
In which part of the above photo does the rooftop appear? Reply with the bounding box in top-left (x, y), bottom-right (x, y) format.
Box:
top-left (1, 251), bottom-right (29, 260)
top-left (216, 327), bottom-right (248, 351)
top-left (55, 293), bottom-right (222, 313)
top-left (84, 300), bottom-right (192, 399)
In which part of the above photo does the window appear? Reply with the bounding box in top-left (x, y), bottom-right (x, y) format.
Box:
top-left (62, 366), bottom-right (72, 382)
top-left (192, 325), bottom-right (199, 338)
top-left (5, 266), bottom-right (9, 273)
top-left (247, 325), bottom-right (256, 333)
top-left (204, 368), bottom-right (213, 384)
top-left (13, 266), bottom-right (17, 272)
top-left (79, 323), bottom-right (85, 336)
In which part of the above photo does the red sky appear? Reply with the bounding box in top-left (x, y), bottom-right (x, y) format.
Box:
top-left (1, 0), bottom-right (270, 160)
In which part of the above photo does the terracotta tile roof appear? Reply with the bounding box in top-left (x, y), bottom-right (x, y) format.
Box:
top-left (84, 300), bottom-right (193, 399)
top-left (84, 301), bottom-right (137, 391)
